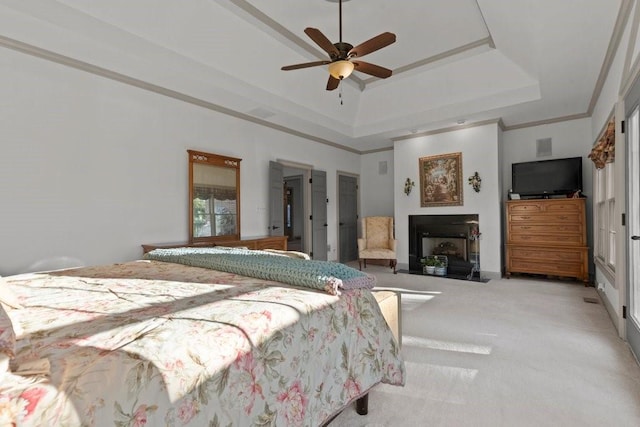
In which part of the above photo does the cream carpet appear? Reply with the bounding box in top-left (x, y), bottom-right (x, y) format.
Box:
top-left (332, 265), bottom-right (640, 427)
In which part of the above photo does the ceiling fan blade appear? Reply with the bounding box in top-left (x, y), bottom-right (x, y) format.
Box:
top-left (326, 75), bottom-right (340, 91)
top-left (352, 60), bottom-right (393, 78)
top-left (281, 60), bottom-right (331, 71)
top-left (348, 32), bottom-right (396, 58)
top-left (304, 28), bottom-right (340, 59)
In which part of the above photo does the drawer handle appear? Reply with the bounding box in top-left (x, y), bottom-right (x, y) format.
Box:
top-left (522, 216), bottom-right (531, 220)
top-left (558, 215), bottom-right (568, 220)
top-left (521, 226), bottom-right (531, 230)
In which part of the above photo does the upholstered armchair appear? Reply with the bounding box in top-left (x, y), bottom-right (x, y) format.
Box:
top-left (358, 216), bottom-right (397, 274)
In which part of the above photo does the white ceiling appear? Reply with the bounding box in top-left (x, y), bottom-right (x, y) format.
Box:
top-left (0, 0), bottom-right (622, 152)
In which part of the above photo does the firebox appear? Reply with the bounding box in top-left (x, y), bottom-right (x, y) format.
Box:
top-left (408, 214), bottom-right (480, 279)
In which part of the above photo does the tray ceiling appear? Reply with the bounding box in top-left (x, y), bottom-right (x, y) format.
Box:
top-left (0, 0), bottom-right (623, 152)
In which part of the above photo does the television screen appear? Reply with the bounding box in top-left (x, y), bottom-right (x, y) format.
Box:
top-left (512, 157), bottom-right (583, 197)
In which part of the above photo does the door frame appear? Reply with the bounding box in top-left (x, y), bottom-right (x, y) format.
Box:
top-left (278, 159), bottom-right (312, 254)
top-left (624, 76), bottom-right (640, 360)
top-left (336, 171), bottom-right (360, 263)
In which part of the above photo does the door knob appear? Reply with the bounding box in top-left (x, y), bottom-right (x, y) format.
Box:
top-left (272, 225), bottom-right (280, 230)
top-left (632, 235), bottom-right (640, 240)
top-left (339, 222), bottom-right (345, 226)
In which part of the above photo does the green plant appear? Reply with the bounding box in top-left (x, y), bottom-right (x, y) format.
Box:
top-left (421, 257), bottom-right (440, 267)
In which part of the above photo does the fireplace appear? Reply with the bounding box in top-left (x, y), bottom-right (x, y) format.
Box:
top-left (409, 214), bottom-right (480, 279)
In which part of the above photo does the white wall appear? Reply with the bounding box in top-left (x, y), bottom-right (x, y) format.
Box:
top-left (588, 0), bottom-right (640, 334)
top-left (0, 48), bottom-right (360, 276)
top-left (501, 118), bottom-right (595, 276)
top-left (501, 118), bottom-right (593, 199)
top-left (359, 150), bottom-right (395, 218)
top-left (394, 123), bottom-right (503, 278)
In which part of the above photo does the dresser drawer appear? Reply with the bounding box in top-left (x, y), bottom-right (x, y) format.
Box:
top-left (508, 212), bottom-right (583, 223)
top-left (544, 201), bottom-right (583, 213)
top-left (507, 201), bottom-right (546, 213)
top-left (507, 199), bottom-right (584, 214)
top-left (508, 258), bottom-right (584, 278)
top-left (509, 223), bottom-right (583, 235)
top-left (508, 246), bottom-right (586, 263)
top-left (508, 232), bottom-right (585, 246)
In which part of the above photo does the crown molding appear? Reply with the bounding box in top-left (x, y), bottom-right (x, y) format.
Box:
top-left (361, 37), bottom-right (493, 86)
top-left (391, 118), bottom-right (502, 142)
top-left (502, 112), bottom-right (590, 131)
top-left (359, 146), bottom-right (394, 155)
top-left (588, 0), bottom-right (634, 113)
top-left (0, 34), bottom-right (362, 155)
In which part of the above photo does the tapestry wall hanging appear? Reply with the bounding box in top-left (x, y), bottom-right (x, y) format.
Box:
top-left (419, 152), bottom-right (463, 207)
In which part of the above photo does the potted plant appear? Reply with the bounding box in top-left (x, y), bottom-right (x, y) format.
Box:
top-left (434, 259), bottom-right (447, 276)
top-left (421, 257), bottom-right (438, 275)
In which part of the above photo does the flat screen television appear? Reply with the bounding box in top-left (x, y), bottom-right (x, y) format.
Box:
top-left (511, 157), bottom-right (583, 197)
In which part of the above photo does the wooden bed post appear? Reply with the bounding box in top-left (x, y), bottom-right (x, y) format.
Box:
top-left (356, 394), bottom-right (369, 415)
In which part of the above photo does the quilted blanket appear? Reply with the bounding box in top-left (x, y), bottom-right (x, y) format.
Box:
top-left (1, 260), bottom-right (404, 426)
top-left (144, 246), bottom-right (376, 295)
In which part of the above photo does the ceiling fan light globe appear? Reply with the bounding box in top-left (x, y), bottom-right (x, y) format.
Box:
top-left (328, 60), bottom-right (354, 80)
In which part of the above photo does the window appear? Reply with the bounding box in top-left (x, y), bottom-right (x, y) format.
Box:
top-left (193, 186), bottom-right (237, 238)
top-left (594, 158), bottom-right (615, 272)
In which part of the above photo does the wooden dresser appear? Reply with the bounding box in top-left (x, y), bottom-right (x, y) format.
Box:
top-left (142, 235), bottom-right (288, 254)
top-left (505, 198), bottom-right (589, 283)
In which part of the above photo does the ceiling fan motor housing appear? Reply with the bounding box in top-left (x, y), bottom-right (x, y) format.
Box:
top-left (280, 0), bottom-right (395, 90)
top-left (334, 42), bottom-right (354, 60)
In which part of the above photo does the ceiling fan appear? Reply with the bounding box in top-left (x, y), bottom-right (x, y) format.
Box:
top-left (281, 0), bottom-right (396, 91)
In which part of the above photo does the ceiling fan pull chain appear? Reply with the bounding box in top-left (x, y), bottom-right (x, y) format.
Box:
top-left (339, 82), bottom-right (344, 105)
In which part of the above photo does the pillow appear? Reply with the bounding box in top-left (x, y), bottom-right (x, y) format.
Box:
top-left (0, 304), bottom-right (16, 371)
top-left (0, 278), bottom-right (23, 310)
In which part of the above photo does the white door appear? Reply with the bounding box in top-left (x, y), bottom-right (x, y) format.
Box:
top-left (338, 174), bottom-right (359, 263)
top-left (625, 79), bottom-right (640, 359)
top-left (268, 161), bottom-right (284, 236)
top-left (311, 170), bottom-right (328, 260)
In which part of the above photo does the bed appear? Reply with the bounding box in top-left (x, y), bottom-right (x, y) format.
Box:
top-left (0, 247), bottom-right (404, 426)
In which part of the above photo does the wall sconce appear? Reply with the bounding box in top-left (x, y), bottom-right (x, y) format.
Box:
top-left (404, 178), bottom-right (415, 196)
top-left (468, 172), bottom-right (481, 192)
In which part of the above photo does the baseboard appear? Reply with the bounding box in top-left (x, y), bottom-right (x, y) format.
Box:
top-left (597, 287), bottom-right (623, 337)
top-left (482, 271), bottom-right (501, 280)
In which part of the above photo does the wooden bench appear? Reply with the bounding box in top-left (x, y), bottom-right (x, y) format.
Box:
top-left (372, 290), bottom-right (402, 347)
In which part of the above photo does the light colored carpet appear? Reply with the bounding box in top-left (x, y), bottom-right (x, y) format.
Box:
top-left (332, 264), bottom-right (640, 427)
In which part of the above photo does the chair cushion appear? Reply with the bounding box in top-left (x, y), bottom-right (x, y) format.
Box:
top-left (360, 248), bottom-right (396, 259)
top-left (366, 217), bottom-right (391, 249)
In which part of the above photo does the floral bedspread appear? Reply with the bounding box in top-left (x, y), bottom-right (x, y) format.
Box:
top-left (0, 260), bottom-right (404, 426)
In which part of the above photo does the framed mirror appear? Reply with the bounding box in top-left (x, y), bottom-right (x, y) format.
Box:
top-left (188, 150), bottom-right (241, 243)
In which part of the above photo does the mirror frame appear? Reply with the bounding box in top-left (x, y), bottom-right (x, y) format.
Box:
top-left (188, 149), bottom-right (241, 243)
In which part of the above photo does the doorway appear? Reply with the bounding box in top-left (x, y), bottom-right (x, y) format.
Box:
top-left (269, 160), bottom-right (328, 259)
top-left (338, 173), bottom-right (359, 263)
top-left (283, 175), bottom-right (303, 252)
top-left (625, 74), bottom-right (640, 361)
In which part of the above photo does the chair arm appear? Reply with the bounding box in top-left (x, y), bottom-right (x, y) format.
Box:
top-left (390, 239), bottom-right (397, 252)
top-left (358, 238), bottom-right (366, 251)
